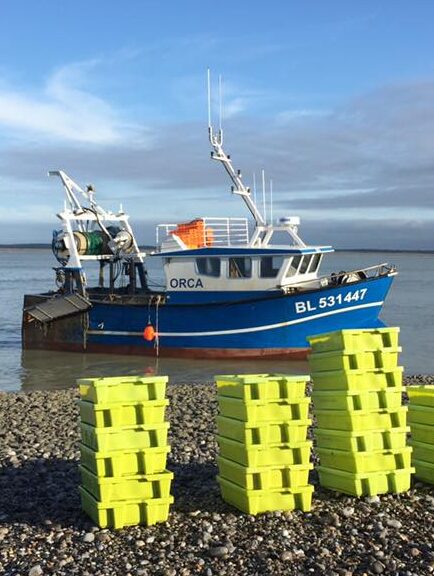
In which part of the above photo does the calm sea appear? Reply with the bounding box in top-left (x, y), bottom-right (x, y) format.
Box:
top-left (1, 248), bottom-right (433, 392)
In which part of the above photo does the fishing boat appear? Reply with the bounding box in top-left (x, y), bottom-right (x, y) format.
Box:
top-left (22, 85), bottom-right (396, 359)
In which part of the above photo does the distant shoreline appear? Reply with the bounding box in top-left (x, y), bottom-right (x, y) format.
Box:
top-left (0, 244), bottom-right (433, 254)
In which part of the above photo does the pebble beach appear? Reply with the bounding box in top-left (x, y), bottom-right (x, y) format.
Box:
top-left (1, 376), bottom-right (434, 576)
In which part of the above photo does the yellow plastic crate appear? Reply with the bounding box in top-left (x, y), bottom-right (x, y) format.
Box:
top-left (217, 436), bottom-right (312, 467)
top-left (80, 466), bottom-right (173, 501)
top-left (315, 407), bottom-right (408, 432)
top-left (408, 405), bottom-right (434, 427)
top-left (317, 447), bottom-right (412, 473)
top-left (318, 466), bottom-right (414, 496)
top-left (216, 416), bottom-right (311, 446)
top-left (410, 423), bottom-right (434, 445)
top-left (410, 440), bottom-right (434, 464)
top-left (413, 459), bottom-right (434, 484)
top-left (79, 399), bottom-right (169, 428)
top-left (79, 375), bottom-right (168, 404)
top-left (407, 385), bottom-right (434, 408)
top-left (315, 427), bottom-right (409, 452)
top-left (218, 477), bottom-right (313, 514)
top-left (307, 328), bottom-right (400, 353)
top-left (80, 422), bottom-right (169, 452)
top-left (215, 374), bottom-right (309, 401)
top-left (217, 456), bottom-right (312, 490)
top-left (309, 348), bottom-right (401, 373)
top-left (79, 444), bottom-right (170, 477)
top-left (312, 389), bottom-right (404, 412)
top-left (217, 397), bottom-right (310, 423)
top-left (310, 368), bottom-right (403, 392)
top-left (79, 486), bottom-right (173, 529)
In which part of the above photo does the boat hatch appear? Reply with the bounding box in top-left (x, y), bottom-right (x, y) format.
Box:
top-left (25, 294), bottom-right (91, 323)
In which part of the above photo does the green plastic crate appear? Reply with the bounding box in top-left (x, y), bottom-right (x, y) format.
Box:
top-left (79, 399), bottom-right (169, 428)
top-left (318, 466), bottom-right (414, 496)
top-left (317, 447), bottom-right (412, 473)
top-left (407, 385), bottom-right (434, 408)
top-left (413, 459), bottom-right (434, 484)
top-left (410, 440), bottom-right (434, 465)
top-left (217, 457), bottom-right (312, 490)
top-left (315, 407), bottom-right (408, 432)
top-left (310, 367), bottom-right (403, 392)
top-left (80, 466), bottom-right (173, 501)
top-left (79, 444), bottom-right (170, 477)
top-left (218, 476), bottom-right (313, 514)
top-left (79, 375), bottom-right (168, 404)
top-left (309, 348), bottom-right (401, 373)
top-left (215, 374), bottom-right (309, 401)
top-left (216, 416), bottom-right (311, 446)
top-left (217, 397), bottom-right (310, 423)
top-left (80, 422), bottom-right (169, 452)
top-left (315, 427), bottom-right (409, 452)
top-left (312, 389), bottom-right (404, 412)
top-left (79, 486), bottom-right (173, 529)
top-left (410, 423), bottom-right (434, 445)
top-left (308, 328), bottom-right (400, 354)
top-left (408, 405), bottom-right (434, 427)
top-left (217, 436), bottom-right (312, 467)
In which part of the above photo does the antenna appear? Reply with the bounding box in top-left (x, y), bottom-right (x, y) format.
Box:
top-left (253, 172), bottom-right (257, 206)
top-left (218, 74), bottom-right (223, 137)
top-left (262, 169), bottom-right (266, 223)
top-left (207, 68), bottom-right (212, 137)
top-left (270, 179), bottom-right (273, 226)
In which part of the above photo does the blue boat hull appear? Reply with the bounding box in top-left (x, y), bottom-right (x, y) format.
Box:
top-left (80, 274), bottom-right (394, 358)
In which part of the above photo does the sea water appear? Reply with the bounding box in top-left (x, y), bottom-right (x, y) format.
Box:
top-left (0, 248), bottom-right (432, 391)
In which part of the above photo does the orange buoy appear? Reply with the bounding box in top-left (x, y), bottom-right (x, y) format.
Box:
top-left (143, 324), bottom-right (156, 341)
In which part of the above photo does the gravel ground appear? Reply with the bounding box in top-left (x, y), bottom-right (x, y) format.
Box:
top-left (0, 375), bottom-right (434, 576)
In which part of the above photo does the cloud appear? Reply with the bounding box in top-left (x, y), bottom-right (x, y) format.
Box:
top-left (0, 60), bottom-right (146, 145)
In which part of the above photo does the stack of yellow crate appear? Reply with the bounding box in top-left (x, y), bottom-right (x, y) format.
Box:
top-left (308, 328), bottom-right (414, 497)
top-left (408, 385), bottom-right (434, 484)
top-left (215, 374), bottom-right (314, 514)
top-left (78, 375), bottom-right (173, 529)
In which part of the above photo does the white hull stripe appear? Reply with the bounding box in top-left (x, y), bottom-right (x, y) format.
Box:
top-left (87, 301), bottom-right (384, 339)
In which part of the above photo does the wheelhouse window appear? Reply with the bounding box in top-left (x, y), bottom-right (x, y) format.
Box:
top-left (260, 256), bottom-right (284, 278)
top-left (196, 257), bottom-right (221, 277)
top-left (299, 255), bottom-right (313, 274)
top-left (285, 255), bottom-right (302, 277)
top-left (309, 253), bottom-right (322, 273)
top-left (228, 257), bottom-right (252, 278)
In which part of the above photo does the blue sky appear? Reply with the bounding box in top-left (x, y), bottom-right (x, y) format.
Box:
top-left (1, 0), bottom-right (434, 247)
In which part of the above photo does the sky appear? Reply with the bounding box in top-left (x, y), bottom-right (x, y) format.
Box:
top-left (1, 0), bottom-right (434, 248)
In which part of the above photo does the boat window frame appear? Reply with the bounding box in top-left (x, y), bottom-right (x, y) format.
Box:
top-left (299, 255), bottom-right (313, 275)
top-left (195, 257), bottom-right (221, 277)
top-left (285, 254), bottom-right (303, 277)
top-left (308, 253), bottom-right (322, 274)
top-left (227, 256), bottom-right (253, 279)
top-left (259, 255), bottom-right (284, 279)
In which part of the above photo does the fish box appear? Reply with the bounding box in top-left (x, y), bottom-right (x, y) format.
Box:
top-left (315, 407), bottom-right (408, 432)
top-left (78, 375), bottom-right (168, 404)
top-left (216, 416), bottom-right (311, 446)
top-left (314, 427), bottom-right (409, 452)
top-left (410, 440), bottom-right (434, 464)
top-left (307, 328), bottom-right (400, 354)
top-left (310, 368), bottom-right (403, 392)
top-left (217, 477), bottom-right (313, 514)
top-left (413, 459), bottom-right (434, 484)
top-left (217, 457), bottom-right (312, 490)
top-left (79, 399), bottom-right (169, 428)
top-left (410, 423), bottom-right (434, 445)
top-left (408, 405), bottom-right (434, 427)
top-left (217, 397), bottom-right (310, 423)
top-left (80, 422), bottom-right (169, 452)
top-left (317, 447), bottom-right (412, 474)
top-left (408, 385), bottom-right (434, 408)
top-left (308, 348), bottom-right (401, 373)
top-left (79, 444), bottom-right (170, 477)
top-left (312, 389), bottom-right (404, 412)
top-left (80, 466), bottom-right (173, 501)
top-left (318, 466), bottom-right (414, 496)
top-left (216, 436), bottom-right (312, 467)
top-left (215, 374), bottom-right (309, 401)
top-left (79, 486), bottom-right (173, 529)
